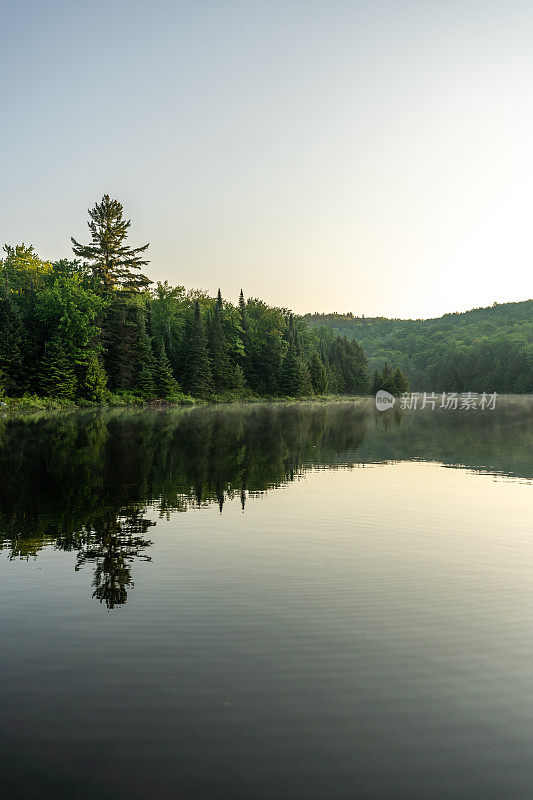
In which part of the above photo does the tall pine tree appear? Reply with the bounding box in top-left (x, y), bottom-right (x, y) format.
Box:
top-left (208, 290), bottom-right (233, 393)
top-left (135, 307), bottom-right (155, 398)
top-left (71, 195), bottom-right (150, 293)
top-left (184, 301), bottom-right (213, 398)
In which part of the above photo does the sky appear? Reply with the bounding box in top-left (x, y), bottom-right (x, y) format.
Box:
top-left (1, 0), bottom-right (532, 318)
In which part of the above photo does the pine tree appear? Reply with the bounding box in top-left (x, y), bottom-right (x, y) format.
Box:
top-left (138, 361), bottom-right (156, 399)
top-left (309, 352), bottom-right (327, 394)
top-left (71, 195), bottom-right (150, 293)
top-left (40, 336), bottom-right (77, 399)
top-left (238, 289), bottom-right (251, 378)
top-left (373, 364), bottom-right (409, 396)
top-left (392, 367), bottom-right (409, 395)
top-left (280, 343), bottom-right (302, 396)
top-left (301, 365), bottom-right (314, 396)
top-left (285, 313), bottom-right (300, 352)
top-left (135, 308), bottom-right (155, 398)
top-left (81, 351), bottom-right (108, 401)
top-left (155, 345), bottom-right (178, 399)
top-left (184, 301), bottom-right (214, 398)
top-left (208, 290), bottom-right (233, 393)
top-left (232, 364), bottom-right (246, 394)
top-left (380, 363), bottom-right (396, 395)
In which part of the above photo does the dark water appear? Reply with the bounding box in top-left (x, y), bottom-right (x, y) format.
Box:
top-left (1, 397), bottom-right (532, 799)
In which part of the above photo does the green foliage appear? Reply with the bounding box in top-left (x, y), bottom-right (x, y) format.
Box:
top-left (392, 366), bottom-right (410, 395)
top-left (81, 351), bottom-right (108, 402)
top-left (241, 297), bottom-right (286, 393)
top-left (137, 361), bottom-right (156, 400)
top-left (0, 195), bottom-right (375, 405)
top-left (71, 194), bottom-right (150, 293)
top-left (208, 290), bottom-right (234, 392)
top-left (40, 336), bottom-right (77, 400)
top-left (0, 280), bottom-right (24, 394)
top-left (183, 301), bottom-right (214, 398)
top-left (309, 351), bottom-right (328, 394)
top-left (371, 363), bottom-right (409, 396)
top-left (155, 346), bottom-right (179, 399)
top-left (280, 344), bottom-right (303, 396)
top-left (303, 300), bottom-right (533, 393)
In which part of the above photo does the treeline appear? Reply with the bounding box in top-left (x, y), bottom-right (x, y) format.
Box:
top-left (0, 195), bottom-right (372, 402)
top-left (302, 300), bottom-right (533, 393)
top-left (371, 363), bottom-right (410, 396)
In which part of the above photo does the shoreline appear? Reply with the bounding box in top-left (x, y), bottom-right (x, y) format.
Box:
top-left (1, 394), bottom-right (370, 417)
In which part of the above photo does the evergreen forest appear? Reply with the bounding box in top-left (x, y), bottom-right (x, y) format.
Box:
top-left (0, 196), bottom-right (372, 405)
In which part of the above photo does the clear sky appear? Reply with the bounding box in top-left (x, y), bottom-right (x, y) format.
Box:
top-left (1, 0), bottom-right (532, 318)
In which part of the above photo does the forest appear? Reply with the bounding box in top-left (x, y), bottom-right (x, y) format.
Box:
top-left (0, 195), bottom-right (372, 406)
top-left (303, 300), bottom-right (533, 393)
top-left (2, 193), bottom-right (527, 405)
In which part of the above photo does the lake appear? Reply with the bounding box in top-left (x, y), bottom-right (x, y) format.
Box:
top-left (1, 397), bottom-right (532, 799)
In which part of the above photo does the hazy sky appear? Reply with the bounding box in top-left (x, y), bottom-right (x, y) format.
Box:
top-left (2, 0), bottom-right (532, 318)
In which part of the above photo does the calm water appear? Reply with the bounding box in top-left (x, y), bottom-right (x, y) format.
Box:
top-left (1, 397), bottom-right (532, 799)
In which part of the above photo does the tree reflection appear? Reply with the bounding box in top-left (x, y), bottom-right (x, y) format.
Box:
top-left (72, 510), bottom-right (154, 609)
top-left (0, 398), bottom-right (530, 608)
top-left (0, 403), bottom-right (369, 607)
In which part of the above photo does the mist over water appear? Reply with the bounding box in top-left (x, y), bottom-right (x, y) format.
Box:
top-left (1, 397), bottom-right (532, 799)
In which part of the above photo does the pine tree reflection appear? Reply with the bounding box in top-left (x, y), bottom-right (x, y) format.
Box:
top-left (0, 398), bottom-right (530, 608)
top-left (74, 509), bottom-right (154, 609)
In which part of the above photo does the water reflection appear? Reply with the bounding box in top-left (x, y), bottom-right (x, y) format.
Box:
top-left (0, 397), bottom-right (531, 607)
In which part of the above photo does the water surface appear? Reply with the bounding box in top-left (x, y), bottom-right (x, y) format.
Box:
top-left (1, 398), bottom-right (532, 799)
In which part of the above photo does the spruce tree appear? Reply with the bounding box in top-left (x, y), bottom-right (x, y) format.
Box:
top-left (184, 301), bottom-right (214, 398)
top-left (280, 343), bottom-right (302, 396)
top-left (81, 351), bottom-right (108, 401)
top-left (309, 352), bottom-right (327, 394)
top-left (155, 345), bottom-right (178, 399)
top-left (40, 336), bottom-right (77, 399)
top-left (138, 361), bottom-right (156, 399)
top-left (238, 288), bottom-right (250, 378)
top-left (301, 365), bottom-right (314, 396)
top-left (71, 195), bottom-right (150, 293)
top-left (232, 364), bottom-right (246, 394)
top-left (208, 290), bottom-right (233, 393)
top-left (380, 363), bottom-right (396, 395)
top-left (135, 308), bottom-right (155, 398)
top-left (392, 367), bottom-right (410, 395)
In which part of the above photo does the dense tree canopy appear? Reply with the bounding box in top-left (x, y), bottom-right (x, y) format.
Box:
top-left (0, 196), bottom-right (373, 402)
top-left (303, 302), bottom-right (532, 393)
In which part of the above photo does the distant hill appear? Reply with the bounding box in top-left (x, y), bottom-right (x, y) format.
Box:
top-left (301, 300), bottom-right (533, 392)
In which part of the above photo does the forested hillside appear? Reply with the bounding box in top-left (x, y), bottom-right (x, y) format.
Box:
top-left (0, 196), bottom-right (371, 405)
top-left (302, 301), bottom-right (533, 392)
